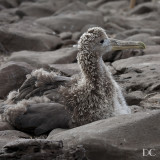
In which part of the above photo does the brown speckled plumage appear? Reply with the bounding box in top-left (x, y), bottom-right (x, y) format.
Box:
top-left (60, 27), bottom-right (130, 127)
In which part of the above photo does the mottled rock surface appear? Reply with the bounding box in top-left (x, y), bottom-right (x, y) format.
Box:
top-left (0, 61), bottom-right (33, 98)
top-left (10, 47), bottom-right (78, 67)
top-left (0, 139), bottom-right (87, 160)
top-left (0, 130), bottom-right (30, 149)
top-left (47, 110), bottom-right (160, 160)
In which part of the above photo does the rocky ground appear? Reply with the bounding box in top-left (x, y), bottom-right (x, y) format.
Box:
top-left (0, 0), bottom-right (160, 159)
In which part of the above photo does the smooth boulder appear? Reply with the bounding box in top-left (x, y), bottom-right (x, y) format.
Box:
top-left (0, 20), bottom-right (62, 52)
top-left (9, 47), bottom-right (78, 67)
top-left (0, 130), bottom-right (30, 150)
top-left (48, 110), bottom-right (160, 160)
top-left (0, 61), bottom-right (33, 98)
top-left (0, 139), bottom-right (87, 160)
top-left (112, 54), bottom-right (160, 107)
top-left (36, 11), bottom-right (104, 33)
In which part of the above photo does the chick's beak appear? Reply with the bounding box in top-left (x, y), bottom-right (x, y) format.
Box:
top-left (108, 38), bottom-right (146, 51)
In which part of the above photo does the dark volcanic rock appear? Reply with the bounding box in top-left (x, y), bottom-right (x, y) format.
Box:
top-left (0, 139), bottom-right (87, 160)
top-left (115, 28), bottom-right (160, 39)
top-left (104, 22), bottom-right (125, 35)
top-left (17, 1), bottom-right (55, 18)
top-left (98, 0), bottom-right (129, 16)
top-left (44, 0), bottom-right (74, 12)
top-left (36, 11), bottom-right (104, 33)
top-left (47, 129), bottom-right (68, 139)
top-left (144, 45), bottom-right (160, 55)
top-left (0, 61), bottom-right (33, 98)
top-left (0, 130), bottom-right (30, 150)
top-left (60, 32), bottom-right (72, 40)
top-left (50, 63), bottom-right (80, 76)
top-left (47, 110), bottom-right (160, 160)
top-left (140, 93), bottom-right (160, 110)
top-left (106, 15), bottom-right (160, 30)
top-left (125, 33), bottom-right (157, 45)
top-left (87, 0), bottom-right (123, 8)
top-left (112, 54), bottom-right (160, 94)
top-left (129, 2), bottom-right (159, 15)
top-left (54, 1), bottom-right (91, 15)
top-left (103, 49), bottom-right (144, 62)
top-left (10, 47), bottom-right (78, 67)
top-left (125, 91), bottom-right (146, 106)
top-left (0, 0), bottom-right (18, 8)
top-left (0, 20), bottom-right (62, 52)
top-left (0, 9), bottom-right (19, 25)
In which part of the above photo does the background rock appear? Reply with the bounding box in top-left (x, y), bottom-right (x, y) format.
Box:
top-left (16, 2), bottom-right (55, 18)
top-left (0, 130), bottom-right (30, 150)
top-left (0, 61), bottom-right (33, 98)
top-left (0, 20), bottom-right (62, 53)
top-left (48, 110), bottom-right (160, 160)
top-left (36, 11), bottom-right (104, 33)
top-left (10, 47), bottom-right (78, 67)
top-left (112, 54), bottom-right (160, 107)
top-left (0, 139), bottom-right (87, 160)
top-left (0, 0), bottom-right (18, 8)
top-left (50, 63), bottom-right (80, 76)
top-left (54, 1), bottom-right (92, 15)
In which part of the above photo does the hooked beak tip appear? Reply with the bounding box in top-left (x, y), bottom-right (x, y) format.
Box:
top-left (138, 41), bottom-right (146, 49)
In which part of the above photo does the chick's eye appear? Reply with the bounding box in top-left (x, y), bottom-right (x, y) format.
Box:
top-left (100, 40), bottom-right (104, 44)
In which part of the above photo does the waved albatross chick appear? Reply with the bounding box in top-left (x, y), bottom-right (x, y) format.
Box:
top-left (1, 27), bottom-right (145, 135)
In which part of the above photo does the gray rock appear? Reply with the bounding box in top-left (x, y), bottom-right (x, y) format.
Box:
top-left (103, 49), bottom-right (144, 62)
top-left (0, 130), bottom-right (30, 150)
top-left (0, 20), bottom-right (62, 52)
top-left (48, 128), bottom-right (68, 139)
top-left (150, 36), bottom-right (160, 45)
top-left (72, 31), bottom-right (81, 41)
top-left (87, 0), bottom-right (122, 8)
top-left (60, 32), bottom-right (72, 40)
top-left (98, 0), bottom-right (129, 16)
top-left (144, 45), bottom-right (160, 55)
top-left (36, 11), bottom-right (104, 33)
top-left (140, 93), bottom-right (160, 110)
top-left (0, 9), bottom-right (19, 25)
top-left (112, 54), bottom-right (160, 94)
top-left (116, 29), bottom-right (160, 39)
top-left (45, 0), bottom-right (74, 12)
top-left (47, 110), bottom-right (160, 160)
top-left (130, 105), bottom-right (146, 113)
top-left (125, 33), bottom-right (156, 45)
top-left (0, 139), bottom-right (87, 160)
top-left (54, 1), bottom-right (92, 15)
top-left (50, 63), bottom-right (80, 76)
top-left (104, 22), bottom-right (125, 35)
top-left (125, 91), bottom-right (146, 105)
top-left (17, 1), bottom-right (55, 18)
top-left (61, 39), bottom-right (76, 48)
top-left (106, 15), bottom-right (160, 30)
top-left (129, 2), bottom-right (158, 15)
top-left (0, 61), bottom-right (33, 98)
top-left (10, 47), bottom-right (78, 67)
top-left (0, 0), bottom-right (18, 8)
